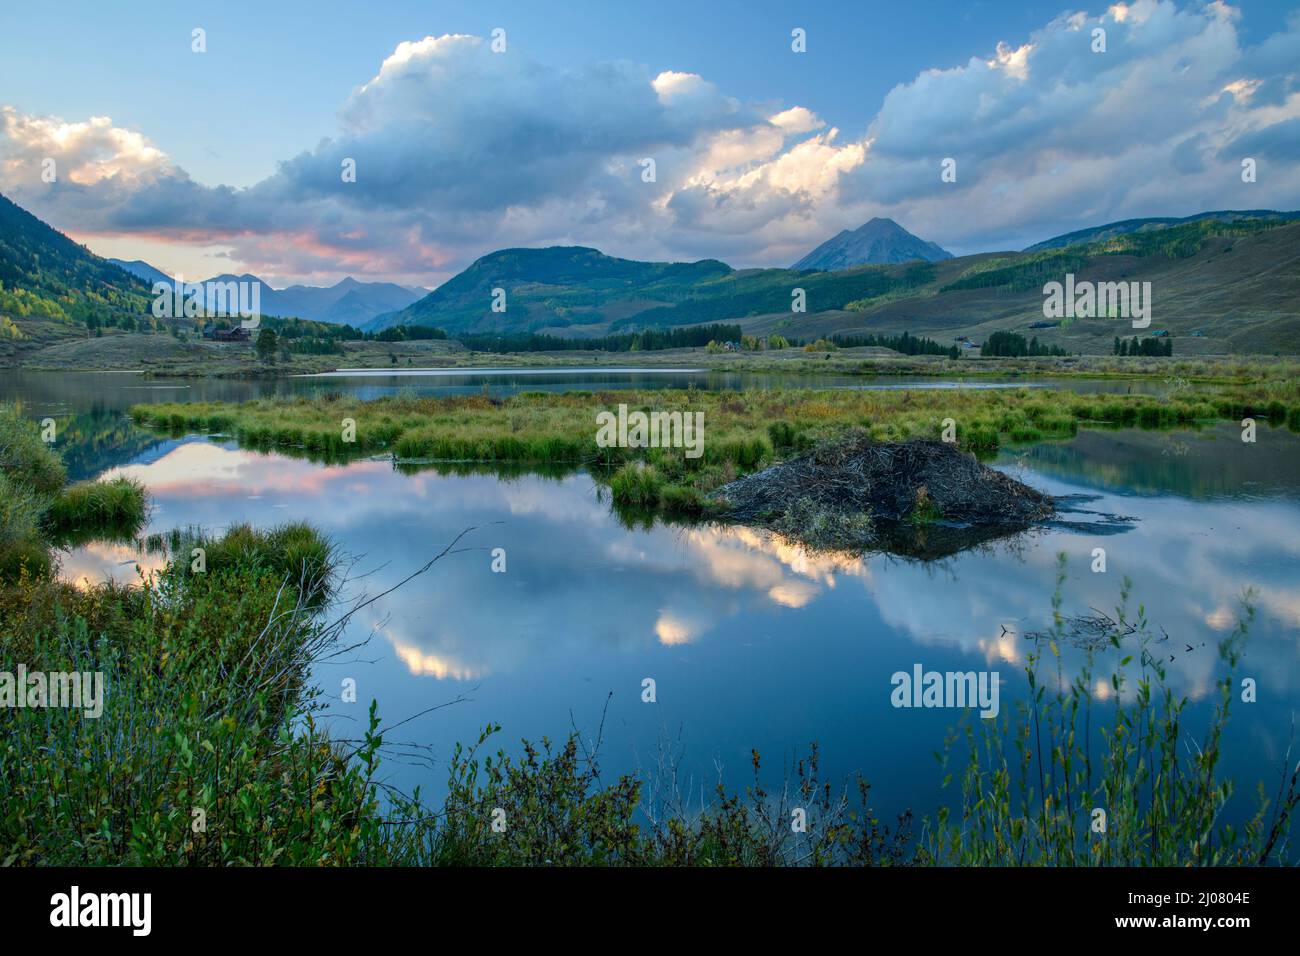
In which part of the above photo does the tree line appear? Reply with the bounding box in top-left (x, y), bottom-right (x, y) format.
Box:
top-left (1114, 335), bottom-right (1173, 356)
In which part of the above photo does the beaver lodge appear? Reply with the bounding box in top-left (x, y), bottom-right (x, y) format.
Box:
top-left (709, 435), bottom-right (1055, 559)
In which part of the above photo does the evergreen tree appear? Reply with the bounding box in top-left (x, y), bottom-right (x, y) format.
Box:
top-left (256, 328), bottom-right (278, 363)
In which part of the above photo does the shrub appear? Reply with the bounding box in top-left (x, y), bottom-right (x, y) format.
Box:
top-left (609, 462), bottom-right (663, 508)
top-left (0, 405), bottom-right (65, 496)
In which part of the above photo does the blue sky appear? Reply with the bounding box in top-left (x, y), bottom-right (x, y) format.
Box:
top-left (1, 0), bottom-right (1298, 285)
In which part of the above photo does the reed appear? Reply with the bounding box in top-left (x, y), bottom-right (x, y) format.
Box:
top-left (132, 380), bottom-right (1299, 522)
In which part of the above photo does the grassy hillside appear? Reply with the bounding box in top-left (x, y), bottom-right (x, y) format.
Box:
top-left (380, 217), bottom-right (1300, 355)
top-left (811, 218), bottom-right (1300, 355)
top-left (1025, 209), bottom-right (1300, 251)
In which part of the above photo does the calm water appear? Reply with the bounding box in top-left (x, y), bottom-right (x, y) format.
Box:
top-left (7, 369), bottom-right (1298, 827)
top-left (0, 369), bottom-right (1168, 480)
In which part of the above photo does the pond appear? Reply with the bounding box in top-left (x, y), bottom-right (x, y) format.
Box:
top-left (6, 369), bottom-right (1297, 829)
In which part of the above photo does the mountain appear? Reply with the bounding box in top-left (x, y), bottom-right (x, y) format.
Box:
top-left (377, 216), bottom-right (1300, 354)
top-left (752, 215), bottom-right (1300, 355)
top-left (196, 273), bottom-right (424, 325)
top-left (0, 191), bottom-right (150, 326)
top-left (4, 188), bottom-right (1298, 356)
top-left (108, 258), bottom-right (173, 286)
top-left (792, 218), bottom-right (953, 270)
top-left (375, 241), bottom-right (950, 337)
top-left (266, 276), bottom-right (426, 325)
top-left (0, 192), bottom-right (424, 330)
top-left (1026, 210), bottom-right (1300, 251)
top-left (371, 246), bottom-right (733, 333)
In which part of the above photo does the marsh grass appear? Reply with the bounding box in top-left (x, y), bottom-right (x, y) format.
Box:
top-left (132, 379), bottom-right (1300, 525)
top-left (0, 472), bottom-right (50, 579)
top-left (44, 476), bottom-right (148, 545)
top-left (162, 521), bottom-right (339, 605)
top-left (0, 405), bottom-right (65, 495)
top-left (608, 461), bottom-right (664, 508)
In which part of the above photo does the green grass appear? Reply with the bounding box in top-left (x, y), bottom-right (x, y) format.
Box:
top-left (609, 461), bottom-right (665, 507)
top-left (0, 471), bottom-right (51, 579)
top-left (165, 521), bottom-right (339, 605)
top-left (131, 376), bottom-right (1300, 523)
top-left (44, 476), bottom-right (148, 545)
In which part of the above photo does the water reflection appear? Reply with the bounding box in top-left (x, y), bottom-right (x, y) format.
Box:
top-left (65, 424), bottom-right (1300, 823)
top-left (0, 369), bottom-right (1169, 480)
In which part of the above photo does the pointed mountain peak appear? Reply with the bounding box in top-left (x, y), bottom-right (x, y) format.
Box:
top-left (793, 219), bottom-right (952, 271)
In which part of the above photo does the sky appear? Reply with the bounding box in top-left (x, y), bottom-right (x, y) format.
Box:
top-left (0, 0), bottom-right (1297, 287)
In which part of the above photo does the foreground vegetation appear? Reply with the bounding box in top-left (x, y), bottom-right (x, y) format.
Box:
top-left (0, 410), bottom-right (1294, 864)
top-left (924, 562), bottom-right (1296, 865)
top-left (131, 373), bottom-right (1300, 518)
top-left (0, 405), bottom-right (147, 577)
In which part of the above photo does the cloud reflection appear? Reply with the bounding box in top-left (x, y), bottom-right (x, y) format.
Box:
top-left (64, 437), bottom-right (1300, 709)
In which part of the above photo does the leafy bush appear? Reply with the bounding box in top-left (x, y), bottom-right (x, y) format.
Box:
top-left (0, 405), bottom-right (65, 495)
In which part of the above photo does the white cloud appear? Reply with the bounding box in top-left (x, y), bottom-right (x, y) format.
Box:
top-left (1, 2), bottom-right (1297, 283)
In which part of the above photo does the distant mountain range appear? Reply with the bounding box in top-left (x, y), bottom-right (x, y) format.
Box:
top-left (792, 218), bottom-right (953, 270)
top-left (4, 189), bottom-right (1299, 354)
top-left (107, 258), bottom-right (173, 287)
top-left (108, 258), bottom-right (426, 326)
top-left (373, 213), bottom-right (1300, 354)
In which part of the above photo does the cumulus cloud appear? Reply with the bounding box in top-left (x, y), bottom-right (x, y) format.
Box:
top-left (1, 1), bottom-right (1298, 283)
top-left (838, 0), bottom-right (1300, 250)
